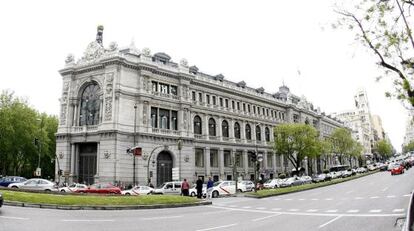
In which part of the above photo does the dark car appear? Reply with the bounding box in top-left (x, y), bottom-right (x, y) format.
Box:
top-left (74, 183), bottom-right (121, 194)
top-left (0, 176), bottom-right (27, 187)
top-left (0, 192), bottom-right (3, 207)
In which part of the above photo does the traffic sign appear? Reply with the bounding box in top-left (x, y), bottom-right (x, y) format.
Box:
top-left (35, 168), bottom-right (41, 177)
top-left (172, 167), bottom-right (179, 180)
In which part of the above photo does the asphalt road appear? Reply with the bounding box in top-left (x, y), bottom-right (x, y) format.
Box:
top-left (0, 170), bottom-right (413, 231)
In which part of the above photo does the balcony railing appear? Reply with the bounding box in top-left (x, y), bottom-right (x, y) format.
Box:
top-left (72, 125), bottom-right (98, 133)
top-left (152, 91), bottom-right (179, 100)
top-left (209, 136), bottom-right (219, 141)
top-left (194, 134), bottom-right (203, 139)
top-left (151, 128), bottom-right (180, 136)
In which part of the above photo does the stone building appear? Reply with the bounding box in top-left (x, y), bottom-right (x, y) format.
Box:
top-left (56, 27), bottom-right (345, 186)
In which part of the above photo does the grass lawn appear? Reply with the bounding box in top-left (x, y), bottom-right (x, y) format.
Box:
top-left (247, 171), bottom-right (378, 198)
top-left (0, 190), bottom-right (199, 206)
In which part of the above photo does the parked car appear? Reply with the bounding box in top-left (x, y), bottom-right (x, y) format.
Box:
top-left (312, 174), bottom-right (326, 183)
top-left (341, 170), bottom-right (352, 178)
top-left (211, 181), bottom-right (236, 198)
top-left (391, 165), bottom-right (405, 175)
top-left (153, 181), bottom-right (182, 195)
top-left (367, 165), bottom-right (376, 171)
top-left (189, 184), bottom-right (207, 197)
top-left (74, 183), bottom-right (121, 194)
top-left (59, 183), bottom-right (87, 193)
top-left (280, 177), bottom-right (303, 188)
top-left (263, 179), bottom-right (283, 189)
top-left (0, 176), bottom-right (27, 187)
top-left (0, 192), bottom-right (3, 208)
top-left (8, 178), bottom-right (58, 191)
top-left (122, 185), bottom-right (154, 195)
top-left (300, 176), bottom-right (312, 184)
top-left (356, 167), bottom-right (367, 173)
top-left (237, 180), bottom-right (254, 192)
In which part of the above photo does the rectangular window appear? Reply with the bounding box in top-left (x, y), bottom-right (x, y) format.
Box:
top-left (220, 98), bottom-right (223, 107)
top-left (212, 96), bottom-right (216, 105)
top-left (257, 107), bottom-right (260, 115)
top-left (159, 109), bottom-right (170, 129)
top-left (235, 151), bottom-right (243, 168)
top-left (192, 91), bottom-right (196, 101)
top-left (198, 93), bottom-right (203, 102)
top-left (195, 148), bottom-right (204, 167)
top-left (267, 153), bottom-right (273, 168)
top-left (224, 150), bottom-right (231, 167)
top-left (151, 107), bottom-right (158, 128)
top-left (231, 101), bottom-right (235, 109)
top-left (237, 102), bottom-right (240, 110)
top-left (293, 114), bottom-right (299, 123)
top-left (152, 81), bottom-right (158, 92)
top-left (170, 85), bottom-right (177, 96)
top-left (171, 110), bottom-right (178, 130)
top-left (253, 106), bottom-right (256, 114)
top-left (210, 149), bottom-right (218, 167)
top-left (225, 99), bottom-right (229, 108)
top-left (243, 103), bottom-right (246, 111)
top-left (206, 95), bottom-right (210, 104)
top-left (159, 83), bottom-right (169, 94)
top-left (248, 104), bottom-right (251, 113)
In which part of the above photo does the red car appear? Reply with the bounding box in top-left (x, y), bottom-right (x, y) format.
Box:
top-left (74, 183), bottom-right (121, 194)
top-left (391, 165), bottom-right (405, 175)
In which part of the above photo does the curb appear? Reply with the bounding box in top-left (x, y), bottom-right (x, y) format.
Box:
top-left (3, 200), bottom-right (212, 210)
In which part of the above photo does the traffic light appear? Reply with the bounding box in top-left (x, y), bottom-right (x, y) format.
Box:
top-left (250, 152), bottom-right (257, 162)
top-left (58, 169), bottom-right (63, 176)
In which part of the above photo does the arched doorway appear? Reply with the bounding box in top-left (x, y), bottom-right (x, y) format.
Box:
top-left (78, 143), bottom-right (97, 185)
top-left (157, 151), bottom-right (173, 187)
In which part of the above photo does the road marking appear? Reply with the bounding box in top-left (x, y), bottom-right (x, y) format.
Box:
top-left (347, 210), bottom-right (359, 213)
top-left (307, 209), bottom-right (318, 212)
top-left (195, 223), bottom-right (238, 231)
top-left (62, 219), bottom-right (114, 222)
top-left (318, 216), bottom-right (342, 229)
top-left (242, 206), bottom-right (251, 209)
top-left (271, 208), bottom-right (282, 211)
top-left (354, 197), bottom-right (363, 200)
top-left (387, 195), bottom-right (396, 198)
top-left (0, 216), bottom-right (29, 220)
top-left (393, 209), bottom-right (404, 213)
top-left (256, 207), bottom-right (266, 210)
top-left (141, 215), bottom-right (183, 220)
top-left (369, 210), bottom-right (381, 213)
top-left (403, 194), bottom-right (411, 197)
top-left (289, 209), bottom-right (299, 212)
top-left (285, 198), bottom-right (293, 201)
top-left (299, 198), bottom-right (305, 201)
top-left (311, 198), bottom-right (319, 201)
top-left (228, 205), bottom-right (237, 208)
top-left (370, 196), bottom-right (379, 199)
top-left (273, 198), bottom-right (281, 201)
top-left (346, 190), bottom-right (354, 194)
top-left (326, 210), bottom-right (338, 213)
top-left (252, 214), bottom-right (281, 222)
top-left (382, 187), bottom-right (389, 192)
top-left (325, 198), bottom-right (333, 201)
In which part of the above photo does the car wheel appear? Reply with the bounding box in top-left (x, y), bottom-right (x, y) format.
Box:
top-left (238, 189), bottom-right (243, 193)
top-left (11, 186), bottom-right (18, 189)
top-left (125, 193), bottom-right (131, 196)
top-left (45, 189), bottom-right (51, 192)
top-left (212, 191), bottom-right (219, 198)
top-left (60, 190), bottom-right (65, 193)
top-left (191, 192), bottom-right (196, 197)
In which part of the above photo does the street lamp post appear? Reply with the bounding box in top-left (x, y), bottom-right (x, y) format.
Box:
top-left (147, 145), bottom-right (169, 185)
top-left (133, 104), bottom-right (137, 186)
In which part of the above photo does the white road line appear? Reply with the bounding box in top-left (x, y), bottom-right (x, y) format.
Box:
top-left (272, 208), bottom-right (282, 211)
top-left (0, 216), bottom-right (29, 220)
top-left (289, 209), bottom-right (299, 212)
top-left (311, 198), bottom-right (319, 201)
top-left (326, 210), bottom-right (338, 213)
top-left (387, 195), bottom-right (396, 198)
top-left (195, 223), bottom-right (238, 231)
top-left (393, 209), bottom-right (405, 213)
top-left (307, 209), bottom-right (318, 212)
top-left (318, 216), bottom-right (342, 229)
top-left (325, 198), bottom-right (333, 201)
top-left (228, 205), bottom-right (237, 208)
top-left (370, 196), bottom-right (379, 199)
top-left (256, 207), bottom-right (266, 210)
top-left (354, 197), bottom-right (364, 200)
top-left (369, 210), bottom-right (382, 213)
top-left (242, 206), bottom-right (251, 209)
top-left (382, 187), bottom-right (389, 192)
top-left (403, 194), bottom-right (411, 197)
top-left (285, 199), bottom-right (293, 201)
top-left (347, 210), bottom-right (359, 213)
top-left (141, 215), bottom-right (183, 221)
top-left (273, 198), bottom-right (281, 201)
top-left (252, 214), bottom-right (281, 222)
top-left (299, 198), bottom-right (305, 201)
top-left (62, 219), bottom-right (114, 222)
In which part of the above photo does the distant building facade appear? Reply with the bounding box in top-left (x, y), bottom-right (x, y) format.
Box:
top-left (404, 111), bottom-right (414, 147)
top-left (55, 27), bottom-right (345, 186)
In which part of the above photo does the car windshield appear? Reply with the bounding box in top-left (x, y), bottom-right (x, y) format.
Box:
top-left (213, 181), bottom-right (221, 186)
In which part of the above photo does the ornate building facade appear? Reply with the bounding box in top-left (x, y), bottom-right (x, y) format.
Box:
top-left (56, 27), bottom-right (345, 186)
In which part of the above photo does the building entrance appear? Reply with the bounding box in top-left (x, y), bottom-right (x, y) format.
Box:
top-left (157, 151), bottom-right (173, 187)
top-left (78, 143), bottom-right (97, 185)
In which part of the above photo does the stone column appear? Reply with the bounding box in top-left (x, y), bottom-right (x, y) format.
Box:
top-left (70, 143), bottom-right (76, 178)
top-left (241, 121), bottom-right (246, 143)
top-left (218, 148), bottom-right (224, 179)
top-left (272, 153), bottom-right (277, 174)
top-left (204, 114), bottom-right (209, 139)
top-left (263, 150), bottom-right (268, 170)
top-left (217, 117), bottom-right (223, 141)
top-left (229, 119), bottom-right (235, 142)
top-left (205, 147), bottom-right (210, 177)
top-left (243, 150), bottom-right (249, 176)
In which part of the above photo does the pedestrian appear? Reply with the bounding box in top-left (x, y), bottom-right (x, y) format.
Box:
top-left (196, 176), bottom-right (203, 199)
top-left (181, 178), bottom-right (190, 196)
top-left (206, 176), bottom-right (214, 200)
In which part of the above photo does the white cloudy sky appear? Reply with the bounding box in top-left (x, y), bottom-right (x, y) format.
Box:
top-left (0, 0), bottom-right (409, 151)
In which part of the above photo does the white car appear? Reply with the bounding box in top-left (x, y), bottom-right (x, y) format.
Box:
top-left (211, 181), bottom-right (236, 198)
top-left (367, 165), bottom-right (376, 171)
top-left (189, 184), bottom-right (207, 197)
top-left (122, 185), bottom-right (154, 195)
top-left (237, 181), bottom-right (254, 192)
top-left (59, 183), bottom-right (87, 193)
top-left (8, 178), bottom-right (58, 191)
top-left (263, 179), bottom-right (283, 189)
top-left (153, 181), bottom-right (182, 195)
top-left (299, 176), bottom-right (312, 184)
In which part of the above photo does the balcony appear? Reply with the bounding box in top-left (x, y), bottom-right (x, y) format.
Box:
top-left (72, 125), bottom-right (98, 133)
top-left (151, 128), bottom-right (180, 136)
top-left (194, 134), bottom-right (204, 139)
top-left (152, 91), bottom-right (179, 100)
top-left (209, 136), bottom-right (219, 141)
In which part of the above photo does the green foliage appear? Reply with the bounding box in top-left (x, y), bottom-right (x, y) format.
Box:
top-left (403, 140), bottom-right (414, 153)
top-left (375, 140), bottom-right (393, 158)
top-left (329, 128), bottom-right (356, 164)
top-left (0, 90), bottom-right (58, 178)
top-left (273, 124), bottom-right (323, 172)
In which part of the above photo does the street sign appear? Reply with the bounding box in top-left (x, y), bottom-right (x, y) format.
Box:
top-left (35, 168), bottom-right (41, 177)
top-left (172, 167), bottom-right (179, 180)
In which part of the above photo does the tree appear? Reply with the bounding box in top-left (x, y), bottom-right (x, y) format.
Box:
top-left (403, 140), bottom-right (414, 153)
top-left (348, 141), bottom-right (364, 168)
top-left (329, 128), bottom-right (356, 165)
top-left (273, 124), bottom-right (322, 173)
top-left (335, 0), bottom-right (414, 108)
top-left (0, 90), bottom-right (58, 178)
top-left (375, 140), bottom-right (393, 159)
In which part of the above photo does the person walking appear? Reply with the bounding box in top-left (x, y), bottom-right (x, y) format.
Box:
top-left (181, 179), bottom-right (190, 196)
top-left (196, 176), bottom-right (203, 199)
top-left (206, 177), bottom-right (214, 200)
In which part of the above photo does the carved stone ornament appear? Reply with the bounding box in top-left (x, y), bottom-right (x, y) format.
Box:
top-left (60, 105), bottom-right (66, 125)
top-left (142, 47), bottom-right (151, 56)
top-left (184, 155), bottom-right (190, 162)
top-left (104, 73), bottom-right (114, 121)
top-left (108, 42), bottom-right (118, 51)
top-left (65, 54), bottom-right (75, 64)
top-left (63, 82), bottom-right (69, 92)
top-left (179, 58), bottom-right (188, 67)
top-left (143, 103), bottom-right (148, 125)
top-left (103, 150), bottom-right (111, 159)
top-left (58, 152), bottom-right (64, 159)
top-left (82, 41), bottom-right (105, 62)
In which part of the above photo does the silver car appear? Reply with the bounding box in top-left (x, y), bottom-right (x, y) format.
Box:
top-left (8, 178), bottom-right (58, 191)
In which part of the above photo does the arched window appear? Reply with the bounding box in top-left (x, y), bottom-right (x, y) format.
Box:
top-left (194, 116), bottom-right (202, 135)
top-left (245, 124), bottom-right (251, 140)
top-left (208, 118), bottom-right (216, 136)
top-left (79, 83), bottom-right (101, 126)
top-left (234, 122), bottom-right (241, 139)
top-left (256, 125), bottom-right (261, 141)
top-left (222, 120), bottom-right (229, 138)
top-left (265, 127), bottom-right (270, 142)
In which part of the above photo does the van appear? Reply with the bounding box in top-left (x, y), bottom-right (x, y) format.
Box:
top-left (153, 181), bottom-right (182, 195)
